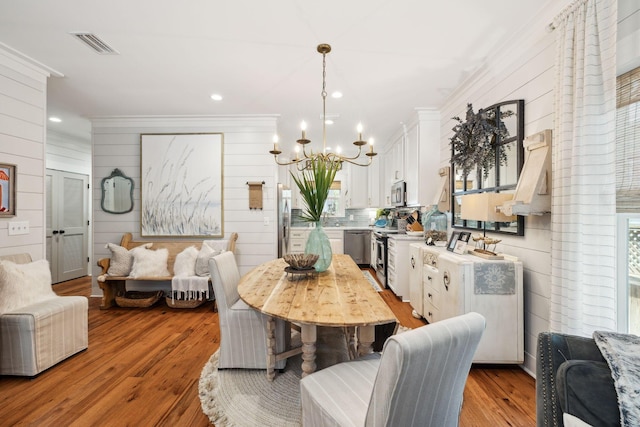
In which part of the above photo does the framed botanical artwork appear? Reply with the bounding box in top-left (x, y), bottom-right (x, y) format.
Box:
top-left (140, 133), bottom-right (224, 237)
top-left (447, 231), bottom-right (460, 252)
top-left (0, 163), bottom-right (16, 217)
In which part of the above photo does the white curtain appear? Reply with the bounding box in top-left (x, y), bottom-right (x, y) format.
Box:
top-left (550, 0), bottom-right (617, 335)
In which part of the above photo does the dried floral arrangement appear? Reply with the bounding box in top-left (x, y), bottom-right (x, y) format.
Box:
top-left (450, 103), bottom-right (514, 179)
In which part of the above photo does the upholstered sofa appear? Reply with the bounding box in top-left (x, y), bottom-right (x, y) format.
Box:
top-left (536, 332), bottom-right (620, 427)
top-left (0, 253), bottom-right (88, 376)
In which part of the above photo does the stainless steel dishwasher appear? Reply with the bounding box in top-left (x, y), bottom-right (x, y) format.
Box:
top-left (343, 230), bottom-right (371, 266)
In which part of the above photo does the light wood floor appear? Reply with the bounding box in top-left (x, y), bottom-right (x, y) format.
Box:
top-left (0, 273), bottom-right (536, 426)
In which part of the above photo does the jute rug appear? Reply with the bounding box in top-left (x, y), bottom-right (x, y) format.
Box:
top-left (198, 327), bottom-right (351, 427)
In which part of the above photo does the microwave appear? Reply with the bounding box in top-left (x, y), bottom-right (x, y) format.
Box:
top-left (391, 181), bottom-right (406, 206)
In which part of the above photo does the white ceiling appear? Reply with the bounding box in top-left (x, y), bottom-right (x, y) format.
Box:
top-left (0, 0), bottom-right (556, 152)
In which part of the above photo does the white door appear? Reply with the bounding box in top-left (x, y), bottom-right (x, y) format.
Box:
top-left (46, 169), bottom-right (89, 283)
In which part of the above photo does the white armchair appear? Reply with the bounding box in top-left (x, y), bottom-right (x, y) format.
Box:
top-left (208, 251), bottom-right (288, 369)
top-left (0, 254), bottom-right (88, 376)
top-left (300, 312), bottom-right (486, 427)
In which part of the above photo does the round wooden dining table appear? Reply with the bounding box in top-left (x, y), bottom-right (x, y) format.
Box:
top-left (238, 254), bottom-right (397, 380)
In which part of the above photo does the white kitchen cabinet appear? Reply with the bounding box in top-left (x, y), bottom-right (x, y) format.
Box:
top-left (415, 245), bottom-right (524, 364)
top-left (289, 228), bottom-right (308, 253)
top-left (324, 228), bottom-right (344, 254)
top-left (387, 235), bottom-right (423, 302)
top-left (367, 156), bottom-right (380, 207)
top-left (345, 163), bottom-right (368, 208)
top-left (409, 243), bottom-right (423, 317)
top-left (290, 227), bottom-right (344, 255)
top-left (370, 231), bottom-right (377, 269)
top-left (382, 109), bottom-right (441, 207)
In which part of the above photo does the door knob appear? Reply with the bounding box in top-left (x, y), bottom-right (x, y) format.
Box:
top-left (52, 230), bottom-right (59, 234)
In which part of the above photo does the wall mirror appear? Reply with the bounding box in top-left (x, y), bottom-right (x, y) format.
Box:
top-left (450, 99), bottom-right (525, 236)
top-left (101, 168), bottom-right (134, 214)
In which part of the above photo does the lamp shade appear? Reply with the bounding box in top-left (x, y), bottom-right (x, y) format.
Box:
top-left (460, 193), bottom-right (516, 223)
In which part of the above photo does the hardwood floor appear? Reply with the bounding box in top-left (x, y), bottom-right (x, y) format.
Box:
top-left (0, 273), bottom-right (536, 426)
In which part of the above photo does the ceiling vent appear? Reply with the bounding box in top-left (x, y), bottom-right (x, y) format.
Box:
top-left (70, 32), bottom-right (119, 55)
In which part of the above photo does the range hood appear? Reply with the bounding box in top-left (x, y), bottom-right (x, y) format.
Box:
top-left (500, 129), bottom-right (552, 216)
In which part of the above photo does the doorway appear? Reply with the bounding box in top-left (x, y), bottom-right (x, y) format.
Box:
top-left (46, 169), bottom-right (89, 283)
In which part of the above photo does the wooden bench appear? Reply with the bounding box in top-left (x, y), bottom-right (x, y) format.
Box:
top-left (97, 232), bottom-right (238, 309)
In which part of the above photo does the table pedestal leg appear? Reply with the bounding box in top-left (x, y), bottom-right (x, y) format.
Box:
top-left (301, 324), bottom-right (317, 378)
top-left (357, 325), bottom-right (375, 357)
top-left (266, 316), bottom-right (276, 382)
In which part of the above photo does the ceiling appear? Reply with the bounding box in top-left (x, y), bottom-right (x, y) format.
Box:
top-left (0, 0), bottom-right (556, 153)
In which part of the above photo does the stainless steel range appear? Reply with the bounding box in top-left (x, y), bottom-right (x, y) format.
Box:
top-left (372, 229), bottom-right (398, 288)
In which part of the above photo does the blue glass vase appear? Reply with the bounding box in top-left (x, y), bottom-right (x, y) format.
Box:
top-left (305, 222), bottom-right (332, 272)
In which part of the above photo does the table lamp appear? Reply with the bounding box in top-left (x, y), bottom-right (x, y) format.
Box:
top-left (460, 193), bottom-right (516, 257)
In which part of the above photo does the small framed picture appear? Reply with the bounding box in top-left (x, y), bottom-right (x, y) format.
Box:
top-left (0, 163), bottom-right (16, 217)
top-left (453, 239), bottom-right (467, 254)
top-left (454, 232), bottom-right (471, 254)
top-left (447, 231), bottom-right (460, 252)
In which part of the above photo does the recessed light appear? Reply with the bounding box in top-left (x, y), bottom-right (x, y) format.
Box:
top-left (49, 117), bottom-right (62, 123)
top-left (210, 94), bottom-right (223, 101)
top-left (331, 91), bottom-right (342, 99)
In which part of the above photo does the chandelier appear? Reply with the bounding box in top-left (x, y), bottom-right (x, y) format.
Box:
top-left (269, 43), bottom-right (377, 170)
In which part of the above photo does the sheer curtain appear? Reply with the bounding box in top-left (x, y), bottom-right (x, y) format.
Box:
top-left (550, 0), bottom-right (617, 335)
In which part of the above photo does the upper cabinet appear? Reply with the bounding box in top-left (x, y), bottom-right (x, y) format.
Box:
top-left (383, 109), bottom-right (441, 207)
top-left (345, 163), bottom-right (368, 208)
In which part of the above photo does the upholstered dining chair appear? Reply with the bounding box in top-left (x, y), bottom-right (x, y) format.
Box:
top-left (208, 251), bottom-right (288, 369)
top-left (300, 312), bottom-right (486, 427)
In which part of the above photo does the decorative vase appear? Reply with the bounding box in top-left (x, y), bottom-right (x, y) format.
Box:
top-left (305, 222), bottom-right (332, 272)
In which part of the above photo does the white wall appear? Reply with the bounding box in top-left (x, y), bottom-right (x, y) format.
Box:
top-left (0, 45), bottom-right (51, 260)
top-left (90, 115), bottom-right (279, 296)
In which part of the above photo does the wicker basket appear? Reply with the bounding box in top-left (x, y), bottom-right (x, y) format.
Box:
top-left (165, 292), bottom-right (208, 309)
top-left (115, 290), bottom-right (163, 308)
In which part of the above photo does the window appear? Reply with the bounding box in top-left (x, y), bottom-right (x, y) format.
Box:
top-left (450, 99), bottom-right (525, 235)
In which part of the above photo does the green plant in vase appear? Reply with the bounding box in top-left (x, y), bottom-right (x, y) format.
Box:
top-left (290, 157), bottom-right (340, 272)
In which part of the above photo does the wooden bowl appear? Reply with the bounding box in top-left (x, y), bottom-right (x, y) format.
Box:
top-left (283, 253), bottom-right (319, 270)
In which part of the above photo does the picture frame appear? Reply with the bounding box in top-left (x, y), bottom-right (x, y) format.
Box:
top-left (140, 133), bottom-right (224, 237)
top-left (454, 231), bottom-right (471, 254)
top-left (0, 163), bottom-right (16, 217)
top-left (458, 231), bottom-right (471, 243)
top-left (447, 231), bottom-right (460, 252)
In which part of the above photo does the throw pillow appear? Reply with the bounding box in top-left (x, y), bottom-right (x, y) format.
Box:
top-left (195, 241), bottom-right (226, 276)
top-left (129, 246), bottom-right (170, 278)
top-left (105, 242), bottom-right (136, 276)
top-left (0, 259), bottom-right (57, 314)
top-left (173, 246), bottom-right (199, 276)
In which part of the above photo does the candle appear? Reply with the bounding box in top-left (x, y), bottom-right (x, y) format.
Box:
top-left (369, 138), bottom-right (374, 153)
top-left (357, 123), bottom-right (363, 141)
top-left (301, 121), bottom-right (307, 139)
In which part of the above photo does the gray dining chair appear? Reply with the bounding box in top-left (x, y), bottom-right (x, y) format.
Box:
top-left (208, 251), bottom-right (288, 369)
top-left (300, 312), bottom-right (486, 427)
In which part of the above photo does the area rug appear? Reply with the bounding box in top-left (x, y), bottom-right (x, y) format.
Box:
top-left (362, 269), bottom-right (383, 292)
top-left (199, 327), bottom-right (350, 427)
top-left (199, 325), bottom-right (411, 426)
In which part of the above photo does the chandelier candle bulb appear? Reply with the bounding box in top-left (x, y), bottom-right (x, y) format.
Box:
top-left (301, 121), bottom-right (307, 139)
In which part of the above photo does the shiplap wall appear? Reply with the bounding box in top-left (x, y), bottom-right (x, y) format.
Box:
top-left (439, 21), bottom-right (558, 375)
top-left (0, 45), bottom-right (51, 260)
top-left (90, 115), bottom-right (279, 296)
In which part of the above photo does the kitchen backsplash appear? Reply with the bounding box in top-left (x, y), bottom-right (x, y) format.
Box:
top-left (291, 208), bottom-right (378, 227)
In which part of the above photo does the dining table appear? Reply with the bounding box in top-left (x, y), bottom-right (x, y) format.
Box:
top-left (237, 254), bottom-right (397, 380)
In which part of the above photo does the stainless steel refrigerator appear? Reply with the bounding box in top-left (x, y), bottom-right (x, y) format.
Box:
top-left (277, 183), bottom-right (291, 258)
